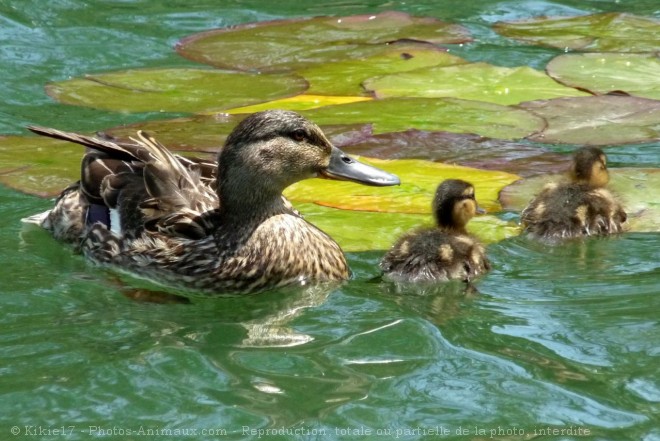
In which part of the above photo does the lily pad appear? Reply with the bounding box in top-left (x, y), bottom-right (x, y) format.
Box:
top-left (547, 53), bottom-right (660, 100)
top-left (285, 158), bottom-right (520, 214)
top-left (297, 43), bottom-right (467, 96)
top-left (364, 63), bottom-right (588, 105)
top-left (493, 12), bottom-right (660, 52)
top-left (0, 136), bottom-right (81, 197)
top-left (176, 11), bottom-right (471, 72)
top-left (297, 203), bottom-right (517, 252)
top-left (339, 128), bottom-right (570, 177)
top-left (302, 97), bottom-right (545, 140)
top-left (499, 168), bottom-right (660, 232)
top-left (46, 68), bottom-right (309, 113)
top-left (225, 95), bottom-right (372, 114)
top-left (520, 95), bottom-right (660, 145)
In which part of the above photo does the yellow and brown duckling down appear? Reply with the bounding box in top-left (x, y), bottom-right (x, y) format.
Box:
top-left (521, 146), bottom-right (627, 240)
top-left (380, 179), bottom-right (491, 283)
top-left (26, 110), bottom-right (400, 294)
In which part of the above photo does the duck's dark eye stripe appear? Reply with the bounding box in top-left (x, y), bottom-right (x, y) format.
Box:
top-left (291, 129), bottom-right (306, 142)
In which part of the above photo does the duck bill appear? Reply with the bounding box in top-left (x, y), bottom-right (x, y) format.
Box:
top-left (320, 146), bottom-right (400, 186)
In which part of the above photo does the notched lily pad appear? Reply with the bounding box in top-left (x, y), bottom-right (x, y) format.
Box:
top-left (285, 158), bottom-right (520, 215)
top-left (225, 95), bottom-right (372, 114)
top-left (364, 63), bottom-right (588, 105)
top-left (547, 53), bottom-right (660, 100)
top-left (176, 11), bottom-right (471, 72)
top-left (494, 12), bottom-right (660, 52)
top-left (46, 68), bottom-right (308, 113)
top-left (521, 95), bottom-right (660, 145)
top-left (302, 97), bottom-right (545, 140)
top-left (339, 128), bottom-right (570, 177)
top-left (500, 168), bottom-right (660, 232)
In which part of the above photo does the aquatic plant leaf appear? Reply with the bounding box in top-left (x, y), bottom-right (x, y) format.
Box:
top-left (339, 129), bottom-right (570, 177)
top-left (46, 68), bottom-right (308, 113)
top-left (298, 203), bottom-right (517, 252)
top-left (499, 168), bottom-right (660, 232)
top-left (0, 136), bottom-right (80, 197)
top-left (547, 53), bottom-right (660, 100)
top-left (364, 63), bottom-right (588, 105)
top-left (176, 11), bottom-right (471, 72)
top-left (285, 158), bottom-right (520, 214)
top-left (302, 98), bottom-right (545, 140)
top-left (521, 95), bottom-right (660, 145)
top-left (298, 44), bottom-right (467, 96)
top-left (225, 95), bottom-right (372, 114)
top-left (493, 12), bottom-right (660, 52)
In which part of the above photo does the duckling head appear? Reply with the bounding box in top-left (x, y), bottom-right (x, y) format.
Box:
top-left (432, 179), bottom-right (483, 232)
top-left (569, 146), bottom-right (609, 188)
top-left (217, 110), bottom-right (399, 215)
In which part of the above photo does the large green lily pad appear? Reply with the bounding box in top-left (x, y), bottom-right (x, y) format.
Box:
top-left (302, 97), bottom-right (545, 140)
top-left (338, 129), bottom-right (569, 177)
top-left (0, 136), bottom-right (81, 197)
top-left (176, 11), bottom-right (471, 72)
top-left (298, 203), bottom-right (517, 252)
top-left (285, 158), bottom-right (520, 214)
top-left (520, 95), bottom-right (660, 145)
top-left (298, 43), bottom-right (467, 96)
top-left (224, 95), bottom-right (372, 114)
top-left (493, 12), bottom-right (660, 52)
top-left (364, 63), bottom-right (588, 105)
top-left (499, 168), bottom-right (660, 232)
top-left (547, 53), bottom-right (660, 100)
top-left (46, 68), bottom-right (309, 113)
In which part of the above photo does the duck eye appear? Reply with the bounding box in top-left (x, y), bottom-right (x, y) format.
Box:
top-left (291, 129), bottom-right (306, 142)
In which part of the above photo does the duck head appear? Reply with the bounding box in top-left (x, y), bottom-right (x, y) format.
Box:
top-left (217, 110), bottom-right (399, 213)
top-left (569, 146), bottom-right (609, 188)
top-left (432, 179), bottom-right (483, 232)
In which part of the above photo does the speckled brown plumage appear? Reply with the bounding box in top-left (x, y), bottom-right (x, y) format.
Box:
top-left (380, 179), bottom-right (490, 284)
top-left (25, 110), bottom-right (399, 295)
top-left (521, 147), bottom-right (627, 240)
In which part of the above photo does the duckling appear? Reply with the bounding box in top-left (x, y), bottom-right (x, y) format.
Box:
top-left (521, 146), bottom-right (626, 240)
top-left (25, 110), bottom-right (400, 294)
top-left (380, 179), bottom-right (491, 283)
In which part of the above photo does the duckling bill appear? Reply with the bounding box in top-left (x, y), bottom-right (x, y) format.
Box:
top-left (521, 146), bottom-right (626, 240)
top-left (380, 179), bottom-right (491, 284)
top-left (24, 110), bottom-right (399, 295)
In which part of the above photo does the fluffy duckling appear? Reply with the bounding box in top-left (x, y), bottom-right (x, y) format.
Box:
top-left (380, 179), bottom-right (491, 283)
top-left (521, 146), bottom-right (626, 240)
top-left (25, 110), bottom-right (400, 294)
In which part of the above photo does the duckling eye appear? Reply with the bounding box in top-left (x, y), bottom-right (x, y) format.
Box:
top-left (291, 129), bottom-right (306, 142)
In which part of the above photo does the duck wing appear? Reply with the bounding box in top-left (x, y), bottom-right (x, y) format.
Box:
top-left (28, 126), bottom-right (218, 240)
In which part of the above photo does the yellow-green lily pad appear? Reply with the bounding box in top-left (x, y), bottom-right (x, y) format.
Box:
top-left (499, 168), bottom-right (660, 232)
top-left (298, 203), bottom-right (517, 252)
top-left (298, 43), bottom-right (467, 96)
top-left (285, 158), bottom-right (520, 214)
top-left (493, 12), bottom-right (660, 52)
top-left (547, 53), bottom-right (660, 100)
top-left (364, 63), bottom-right (588, 105)
top-left (521, 95), bottom-right (660, 145)
top-left (225, 95), bottom-right (372, 114)
top-left (0, 136), bottom-right (81, 197)
top-left (302, 97), bottom-right (545, 140)
top-left (46, 68), bottom-right (309, 113)
top-left (176, 11), bottom-right (471, 72)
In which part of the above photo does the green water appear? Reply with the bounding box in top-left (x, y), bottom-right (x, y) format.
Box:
top-left (1, 1), bottom-right (659, 440)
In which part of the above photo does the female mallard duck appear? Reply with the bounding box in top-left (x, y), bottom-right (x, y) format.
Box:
top-left (26, 110), bottom-right (400, 294)
top-left (380, 179), bottom-right (490, 283)
top-left (521, 146), bottom-right (626, 240)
